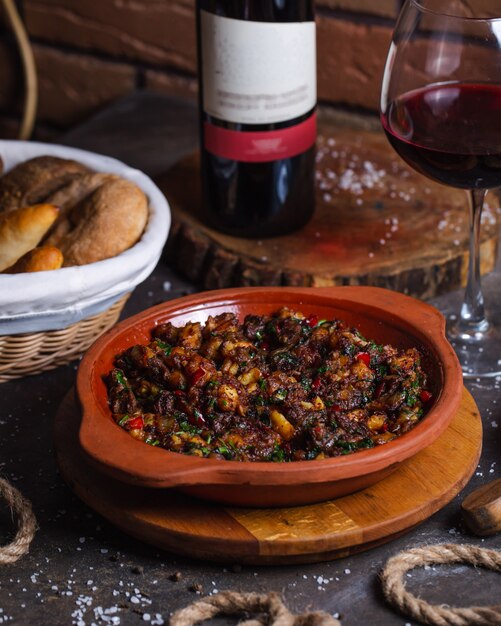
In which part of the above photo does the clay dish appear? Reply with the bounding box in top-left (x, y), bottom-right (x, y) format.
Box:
top-left (76, 286), bottom-right (463, 507)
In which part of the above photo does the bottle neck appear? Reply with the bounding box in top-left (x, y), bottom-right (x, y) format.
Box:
top-left (196, 0), bottom-right (314, 22)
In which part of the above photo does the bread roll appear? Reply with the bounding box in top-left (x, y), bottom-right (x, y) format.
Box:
top-left (45, 178), bottom-right (148, 266)
top-left (0, 203), bottom-right (59, 271)
top-left (43, 172), bottom-right (115, 243)
top-left (3, 245), bottom-right (63, 273)
top-left (0, 156), bottom-right (90, 213)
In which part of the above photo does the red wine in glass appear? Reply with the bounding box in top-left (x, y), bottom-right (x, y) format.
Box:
top-left (381, 82), bottom-right (501, 191)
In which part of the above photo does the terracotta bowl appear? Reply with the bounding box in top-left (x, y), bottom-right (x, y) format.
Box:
top-left (76, 286), bottom-right (463, 507)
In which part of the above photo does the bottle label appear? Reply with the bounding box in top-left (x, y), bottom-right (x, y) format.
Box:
top-left (200, 10), bottom-right (316, 125)
top-left (204, 112), bottom-right (316, 162)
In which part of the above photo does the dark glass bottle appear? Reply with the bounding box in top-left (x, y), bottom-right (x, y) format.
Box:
top-left (196, 0), bottom-right (317, 238)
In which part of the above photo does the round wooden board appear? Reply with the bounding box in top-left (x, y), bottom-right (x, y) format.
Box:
top-left (54, 388), bottom-right (482, 565)
top-left (158, 122), bottom-right (499, 299)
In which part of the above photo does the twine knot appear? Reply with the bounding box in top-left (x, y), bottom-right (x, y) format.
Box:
top-left (381, 543), bottom-right (501, 625)
top-left (0, 477), bottom-right (37, 564)
top-left (170, 591), bottom-right (341, 626)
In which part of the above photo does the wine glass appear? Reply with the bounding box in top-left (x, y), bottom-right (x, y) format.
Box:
top-left (380, 0), bottom-right (501, 378)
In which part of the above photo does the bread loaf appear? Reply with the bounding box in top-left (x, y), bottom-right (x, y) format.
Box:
top-left (45, 177), bottom-right (148, 266)
top-left (3, 245), bottom-right (64, 273)
top-left (0, 203), bottom-right (59, 271)
top-left (43, 172), bottom-right (115, 242)
top-left (0, 156), bottom-right (90, 213)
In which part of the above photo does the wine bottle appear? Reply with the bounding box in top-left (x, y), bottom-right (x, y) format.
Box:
top-left (196, 0), bottom-right (317, 238)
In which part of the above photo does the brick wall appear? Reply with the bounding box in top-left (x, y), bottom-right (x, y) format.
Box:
top-left (0, 0), bottom-right (404, 138)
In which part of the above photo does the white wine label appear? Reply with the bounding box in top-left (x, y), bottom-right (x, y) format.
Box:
top-left (200, 10), bottom-right (317, 125)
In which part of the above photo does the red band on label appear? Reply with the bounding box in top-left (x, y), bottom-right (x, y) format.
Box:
top-left (204, 112), bottom-right (317, 162)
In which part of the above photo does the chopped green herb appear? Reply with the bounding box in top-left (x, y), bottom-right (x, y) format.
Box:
top-left (300, 377), bottom-right (311, 391)
top-left (155, 340), bottom-right (172, 356)
top-left (216, 444), bottom-right (232, 459)
top-left (406, 393), bottom-right (418, 407)
top-left (368, 340), bottom-right (384, 353)
top-left (265, 321), bottom-right (278, 336)
top-left (255, 395), bottom-right (267, 407)
top-left (338, 441), bottom-right (357, 454)
top-left (178, 421), bottom-right (199, 434)
top-left (374, 364), bottom-right (388, 378)
top-left (271, 445), bottom-right (286, 462)
top-left (115, 370), bottom-right (127, 386)
top-left (145, 438), bottom-right (160, 446)
top-left (357, 438), bottom-right (375, 449)
top-left (343, 344), bottom-right (356, 357)
top-left (273, 388), bottom-right (288, 403)
top-left (207, 397), bottom-right (217, 410)
top-left (118, 414), bottom-right (130, 426)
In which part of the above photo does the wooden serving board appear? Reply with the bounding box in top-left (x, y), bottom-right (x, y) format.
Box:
top-left (158, 122), bottom-right (499, 299)
top-left (54, 388), bottom-right (481, 565)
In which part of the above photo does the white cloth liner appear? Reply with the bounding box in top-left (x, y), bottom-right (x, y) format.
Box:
top-left (0, 140), bottom-right (171, 335)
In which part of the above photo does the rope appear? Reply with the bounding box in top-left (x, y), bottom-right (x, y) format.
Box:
top-left (1, 0), bottom-right (38, 140)
top-left (0, 477), bottom-right (37, 564)
top-left (170, 591), bottom-right (341, 626)
top-left (381, 544), bottom-right (501, 626)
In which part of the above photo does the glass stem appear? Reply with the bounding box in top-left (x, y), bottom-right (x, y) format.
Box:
top-left (458, 188), bottom-right (489, 337)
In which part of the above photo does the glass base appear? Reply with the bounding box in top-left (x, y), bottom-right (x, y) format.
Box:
top-left (447, 317), bottom-right (501, 379)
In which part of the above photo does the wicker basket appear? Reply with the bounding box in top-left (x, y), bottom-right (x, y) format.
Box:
top-left (0, 295), bottom-right (129, 383)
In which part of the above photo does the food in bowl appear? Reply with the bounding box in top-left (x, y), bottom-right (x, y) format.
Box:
top-left (106, 306), bottom-right (432, 462)
top-left (0, 155), bottom-right (148, 272)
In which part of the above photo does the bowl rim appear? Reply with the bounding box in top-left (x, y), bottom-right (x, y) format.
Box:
top-left (77, 285), bottom-right (463, 488)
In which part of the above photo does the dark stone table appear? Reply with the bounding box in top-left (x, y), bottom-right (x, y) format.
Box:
top-left (0, 92), bottom-right (499, 626)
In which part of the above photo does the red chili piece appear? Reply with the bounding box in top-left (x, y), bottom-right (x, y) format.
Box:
top-left (190, 367), bottom-right (205, 386)
top-left (261, 339), bottom-right (270, 351)
top-left (174, 390), bottom-right (186, 397)
top-left (127, 416), bottom-right (144, 430)
top-left (356, 352), bottom-right (371, 366)
top-left (329, 404), bottom-right (341, 412)
top-left (311, 377), bottom-right (321, 390)
top-left (420, 390), bottom-right (433, 403)
top-left (306, 314), bottom-right (318, 328)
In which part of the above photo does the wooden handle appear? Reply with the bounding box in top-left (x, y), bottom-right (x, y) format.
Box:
top-left (461, 478), bottom-right (501, 536)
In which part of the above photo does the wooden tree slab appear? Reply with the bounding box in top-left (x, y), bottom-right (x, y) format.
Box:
top-left (54, 388), bottom-right (481, 565)
top-left (157, 122), bottom-right (499, 299)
